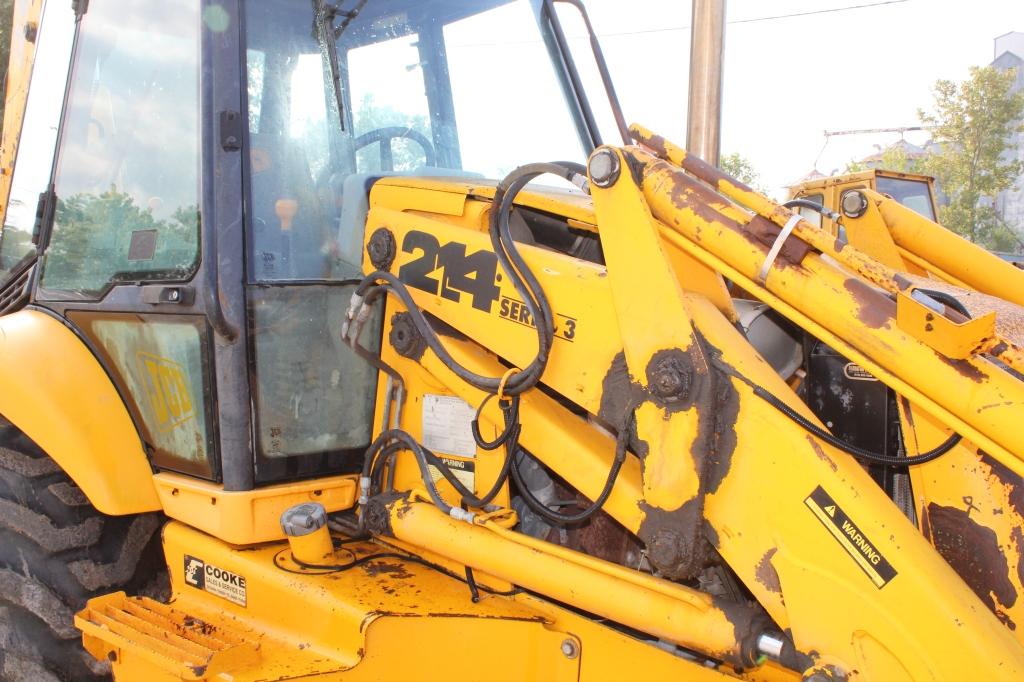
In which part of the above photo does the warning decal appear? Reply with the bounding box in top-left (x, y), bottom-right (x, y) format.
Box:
top-left (428, 456), bottom-right (476, 492)
top-left (804, 486), bottom-right (897, 588)
top-left (184, 555), bottom-right (247, 606)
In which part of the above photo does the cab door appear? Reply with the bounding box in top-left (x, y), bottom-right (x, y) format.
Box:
top-left (2, 0), bottom-right (253, 489)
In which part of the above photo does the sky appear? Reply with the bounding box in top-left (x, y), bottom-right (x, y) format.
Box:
top-left (571, 0), bottom-right (1024, 197)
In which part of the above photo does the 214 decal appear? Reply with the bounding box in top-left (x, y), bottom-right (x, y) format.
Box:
top-left (398, 231), bottom-right (500, 312)
top-left (396, 230), bottom-right (580, 341)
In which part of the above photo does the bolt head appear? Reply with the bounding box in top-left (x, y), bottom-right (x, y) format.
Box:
top-left (588, 148), bottom-right (621, 188)
top-left (560, 638), bottom-right (579, 659)
top-left (648, 356), bottom-right (691, 403)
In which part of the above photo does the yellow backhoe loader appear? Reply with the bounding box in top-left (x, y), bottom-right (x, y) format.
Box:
top-left (1, 1), bottom-right (1024, 681)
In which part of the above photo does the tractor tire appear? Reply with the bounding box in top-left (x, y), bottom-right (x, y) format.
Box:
top-left (0, 417), bottom-right (167, 681)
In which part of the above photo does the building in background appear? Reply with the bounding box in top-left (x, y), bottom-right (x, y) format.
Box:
top-left (994, 32), bottom-right (1024, 234)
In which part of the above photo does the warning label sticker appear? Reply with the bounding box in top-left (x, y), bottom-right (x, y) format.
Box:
top-left (428, 456), bottom-right (476, 492)
top-left (184, 555), bottom-right (247, 606)
top-left (422, 394), bottom-right (477, 458)
top-left (805, 486), bottom-right (897, 588)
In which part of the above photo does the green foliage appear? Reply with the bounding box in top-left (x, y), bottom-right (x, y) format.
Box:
top-left (844, 158), bottom-right (868, 173)
top-left (718, 152), bottom-right (767, 193)
top-left (353, 94), bottom-right (431, 172)
top-left (919, 66), bottom-right (1024, 250)
top-left (843, 144), bottom-right (917, 175)
top-left (44, 186), bottom-right (198, 292)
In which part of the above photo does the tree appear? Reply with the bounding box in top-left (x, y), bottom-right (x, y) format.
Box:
top-left (918, 66), bottom-right (1024, 250)
top-left (843, 144), bottom-right (917, 174)
top-left (353, 94), bottom-right (431, 172)
top-left (718, 152), bottom-right (767, 193)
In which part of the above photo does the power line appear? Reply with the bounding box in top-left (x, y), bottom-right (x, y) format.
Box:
top-left (450, 0), bottom-right (910, 47)
top-left (729, 0), bottom-right (909, 26)
top-left (599, 0), bottom-right (909, 37)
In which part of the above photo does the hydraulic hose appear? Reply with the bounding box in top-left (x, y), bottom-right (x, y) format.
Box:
top-left (782, 199), bottom-right (840, 222)
top-left (727, 371), bottom-right (962, 466)
top-left (511, 407), bottom-right (635, 525)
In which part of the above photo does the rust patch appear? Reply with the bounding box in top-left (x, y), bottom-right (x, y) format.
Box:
top-left (597, 351), bottom-right (649, 459)
top-left (980, 450), bottom-right (1024, 518)
top-left (990, 341), bottom-right (1009, 356)
top-left (637, 499), bottom-right (711, 580)
top-left (925, 503), bottom-right (1017, 614)
top-left (710, 595), bottom-right (774, 669)
top-left (679, 149), bottom-right (756, 195)
top-left (843, 278), bottom-right (894, 329)
top-left (745, 214), bottom-right (813, 266)
top-left (362, 560), bottom-right (413, 579)
top-left (806, 434), bottom-right (837, 472)
top-left (635, 331), bottom-right (740, 579)
top-left (778, 634), bottom-right (816, 675)
top-left (622, 149), bottom-right (647, 188)
top-left (934, 353), bottom-right (985, 383)
top-left (703, 519), bottom-right (721, 549)
top-left (631, 127), bottom-right (671, 159)
top-left (755, 548), bottom-right (782, 594)
top-left (1013, 527), bottom-right (1024, 591)
top-left (544, 495), bottom-right (643, 568)
top-left (645, 347), bottom-right (703, 414)
top-left (702, 354), bottom-right (740, 496)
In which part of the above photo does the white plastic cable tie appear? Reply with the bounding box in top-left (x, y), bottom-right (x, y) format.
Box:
top-left (757, 214), bottom-right (803, 284)
top-left (355, 302), bottom-right (373, 324)
top-left (345, 293), bottom-right (364, 321)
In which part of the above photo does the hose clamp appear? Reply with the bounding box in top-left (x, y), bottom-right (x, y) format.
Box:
top-left (757, 214), bottom-right (802, 284)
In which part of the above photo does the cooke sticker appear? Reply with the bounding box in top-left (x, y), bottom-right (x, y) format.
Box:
top-left (842, 362), bottom-right (877, 382)
top-left (184, 555), bottom-right (247, 606)
top-left (804, 486), bottom-right (897, 588)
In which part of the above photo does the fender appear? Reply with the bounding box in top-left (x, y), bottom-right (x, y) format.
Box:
top-left (0, 309), bottom-right (159, 515)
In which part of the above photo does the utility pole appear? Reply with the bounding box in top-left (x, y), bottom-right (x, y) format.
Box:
top-left (687, 0), bottom-right (726, 166)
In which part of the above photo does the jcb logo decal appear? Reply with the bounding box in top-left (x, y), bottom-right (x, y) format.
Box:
top-left (137, 352), bottom-right (195, 432)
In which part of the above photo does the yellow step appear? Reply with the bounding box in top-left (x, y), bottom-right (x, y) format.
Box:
top-left (75, 592), bottom-right (261, 680)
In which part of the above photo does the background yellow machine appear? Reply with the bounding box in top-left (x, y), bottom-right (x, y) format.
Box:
top-left (0, 1), bottom-right (1023, 681)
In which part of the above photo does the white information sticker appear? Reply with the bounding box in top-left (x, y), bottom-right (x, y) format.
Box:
top-left (422, 394), bottom-right (477, 458)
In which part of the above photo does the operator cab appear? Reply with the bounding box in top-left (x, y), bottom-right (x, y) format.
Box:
top-left (788, 168), bottom-right (940, 238)
top-left (0, 0), bottom-right (600, 488)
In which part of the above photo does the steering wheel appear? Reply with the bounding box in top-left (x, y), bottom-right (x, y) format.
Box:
top-left (353, 126), bottom-right (436, 172)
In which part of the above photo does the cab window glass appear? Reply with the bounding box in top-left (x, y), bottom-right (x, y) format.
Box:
top-left (251, 286), bottom-right (381, 459)
top-left (876, 176), bottom-right (936, 221)
top-left (797, 193), bottom-right (824, 229)
top-left (348, 32), bottom-right (434, 173)
top-left (70, 313), bottom-right (216, 478)
top-left (244, 26), bottom-right (353, 281)
top-left (39, 0), bottom-right (201, 298)
top-left (0, 2), bottom-right (76, 283)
